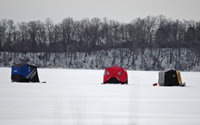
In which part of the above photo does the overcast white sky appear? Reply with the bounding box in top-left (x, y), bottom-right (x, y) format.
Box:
top-left (0, 0), bottom-right (200, 23)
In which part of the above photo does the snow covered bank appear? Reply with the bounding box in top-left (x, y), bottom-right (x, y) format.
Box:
top-left (1, 48), bottom-right (200, 71)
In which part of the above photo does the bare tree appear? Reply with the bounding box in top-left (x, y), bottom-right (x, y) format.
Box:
top-left (0, 19), bottom-right (8, 51)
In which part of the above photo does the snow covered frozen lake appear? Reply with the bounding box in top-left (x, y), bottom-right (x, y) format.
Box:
top-left (0, 67), bottom-right (200, 125)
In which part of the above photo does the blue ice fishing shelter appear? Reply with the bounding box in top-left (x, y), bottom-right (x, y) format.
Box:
top-left (11, 63), bottom-right (40, 82)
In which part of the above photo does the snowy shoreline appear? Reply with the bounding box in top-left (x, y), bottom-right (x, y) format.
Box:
top-left (1, 48), bottom-right (200, 71)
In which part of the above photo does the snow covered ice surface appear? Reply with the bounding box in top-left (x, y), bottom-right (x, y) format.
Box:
top-left (0, 67), bottom-right (200, 125)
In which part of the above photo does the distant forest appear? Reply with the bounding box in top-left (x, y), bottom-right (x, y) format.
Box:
top-left (0, 15), bottom-right (200, 70)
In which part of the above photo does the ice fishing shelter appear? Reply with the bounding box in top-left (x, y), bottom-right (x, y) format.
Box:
top-left (103, 66), bottom-right (128, 84)
top-left (158, 69), bottom-right (183, 86)
top-left (11, 63), bottom-right (40, 82)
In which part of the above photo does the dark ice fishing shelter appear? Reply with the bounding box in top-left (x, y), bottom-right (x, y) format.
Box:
top-left (158, 69), bottom-right (184, 86)
top-left (11, 63), bottom-right (40, 82)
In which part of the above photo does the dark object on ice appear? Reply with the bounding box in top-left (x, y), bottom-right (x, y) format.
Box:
top-left (103, 66), bottom-right (128, 84)
top-left (158, 69), bottom-right (185, 86)
top-left (180, 82), bottom-right (186, 87)
top-left (11, 63), bottom-right (40, 82)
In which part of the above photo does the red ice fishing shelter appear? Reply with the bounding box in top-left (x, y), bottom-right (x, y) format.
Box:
top-left (103, 66), bottom-right (128, 84)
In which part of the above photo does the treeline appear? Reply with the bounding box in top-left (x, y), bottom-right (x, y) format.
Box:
top-left (0, 15), bottom-right (200, 53)
top-left (1, 15), bottom-right (200, 71)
